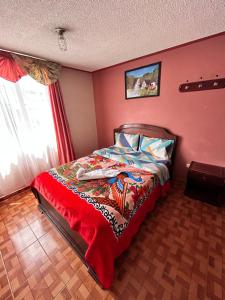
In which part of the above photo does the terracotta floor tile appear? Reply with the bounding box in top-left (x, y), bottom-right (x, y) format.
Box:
top-left (24, 209), bottom-right (42, 225)
top-left (27, 269), bottom-right (53, 300)
top-left (0, 254), bottom-right (12, 300)
top-left (5, 216), bottom-right (29, 236)
top-left (66, 273), bottom-right (83, 296)
top-left (65, 249), bottom-right (83, 271)
top-left (54, 287), bottom-right (73, 300)
top-left (3, 253), bottom-right (23, 273)
top-left (10, 226), bottom-right (37, 253)
top-left (7, 265), bottom-right (27, 293)
top-left (2, 252), bottom-right (26, 294)
top-left (76, 282), bottom-right (90, 299)
top-left (1, 185), bottom-right (225, 299)
top-left (0, 227), bottom-right (9, 245)
top-left (0, 239), bottom-right (16, 260)
top-left (0, 220), bottom-right (5, 231)
top-left (0, 285), bottom-right (12, 300)
top-left (13, 280), bottom-right (34, 300)
top-left (54, 256), bottom-right (75, 284)
top-left (38, 261), bottom-right (65, 298)
top-left (82, 274), bottom-right (97, 293)
top-left (39, 229), bottom-right (68, 257)
top-left (36, 291), bottom-right (53, 300)
top-left (29, 217), bottom-right (53, 239)
top-left (18, 240), bottom-right (49, 278)
top-left (0, 206), bottom-right (10, 221)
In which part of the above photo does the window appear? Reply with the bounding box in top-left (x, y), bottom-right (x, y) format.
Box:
top-left (0, 75), bottom-right (58, 197)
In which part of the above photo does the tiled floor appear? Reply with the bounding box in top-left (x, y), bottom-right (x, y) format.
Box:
top-left (0, 185), bottom-right (225, 300)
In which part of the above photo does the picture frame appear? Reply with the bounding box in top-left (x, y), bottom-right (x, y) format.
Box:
top-left (125, 62), bottom-right (161, 99)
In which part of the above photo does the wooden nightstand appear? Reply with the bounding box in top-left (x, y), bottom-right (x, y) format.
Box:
top-left (184, 161), bottom-right (225, 206)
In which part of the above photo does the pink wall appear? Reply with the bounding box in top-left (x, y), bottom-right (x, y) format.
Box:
top-left (92, 34), bottom-right (225, 179)
top-left (59, 67), bottom-right (98, 158)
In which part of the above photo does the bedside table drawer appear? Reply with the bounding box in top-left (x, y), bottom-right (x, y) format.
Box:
top-left (189, 171), bottom-right (225, 187)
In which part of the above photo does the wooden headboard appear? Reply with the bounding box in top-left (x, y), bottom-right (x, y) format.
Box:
top-left (114, 123), bottom-right (177, 178)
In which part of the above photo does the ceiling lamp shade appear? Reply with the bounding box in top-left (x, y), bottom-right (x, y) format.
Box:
top-left (55, 28), bottom-right (67, 51)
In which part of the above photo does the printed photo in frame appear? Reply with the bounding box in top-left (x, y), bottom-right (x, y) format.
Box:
top-left (125, 62), bottom-right (161, 99)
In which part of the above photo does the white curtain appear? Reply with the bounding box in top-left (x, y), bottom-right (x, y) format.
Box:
top-left (0, 75), bottom-right (59, 198)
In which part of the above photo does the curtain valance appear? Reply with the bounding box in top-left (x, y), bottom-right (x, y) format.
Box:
top-left (0, 51), bottom-right (26, 82)
top-left (0, 51), bottom-right (61, 85)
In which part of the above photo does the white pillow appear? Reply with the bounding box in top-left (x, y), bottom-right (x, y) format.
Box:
top-left (115, 132), bottom-right (139, 150)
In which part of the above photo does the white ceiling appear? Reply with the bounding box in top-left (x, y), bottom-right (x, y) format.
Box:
top-left (1, 0), bottom-right (225, 72)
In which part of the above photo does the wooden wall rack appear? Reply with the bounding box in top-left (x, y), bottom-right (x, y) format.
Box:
top-left (179, 77), bottom-right (225, 92)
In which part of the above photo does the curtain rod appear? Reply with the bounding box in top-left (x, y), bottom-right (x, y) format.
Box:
top-left (0, 47), bottom-right (56, 63)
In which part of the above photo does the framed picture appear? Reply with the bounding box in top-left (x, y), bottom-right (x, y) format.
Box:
top-left (125, 62), bottom-right (161, 99)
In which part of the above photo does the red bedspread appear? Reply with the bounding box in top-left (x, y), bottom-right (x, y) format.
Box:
top-left (32, 156), bottom-right (170, 288)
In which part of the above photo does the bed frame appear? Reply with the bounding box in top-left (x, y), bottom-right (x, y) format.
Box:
top-left (32, 123), bottom-right (177, 286)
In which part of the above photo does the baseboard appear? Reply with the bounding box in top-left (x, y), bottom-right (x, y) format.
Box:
top-left (0, 186), bottom-right (30, 203)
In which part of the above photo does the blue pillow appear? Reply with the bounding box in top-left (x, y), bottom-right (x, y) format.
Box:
top-left (139, 136), bottom-right (174, 160)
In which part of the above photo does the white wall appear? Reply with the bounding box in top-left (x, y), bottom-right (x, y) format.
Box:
top-left (59, 67), bottom-right (98, 158)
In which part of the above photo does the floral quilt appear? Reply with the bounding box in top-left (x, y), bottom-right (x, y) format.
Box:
top-left (32, 147), bottom-right (171, 288)
top-left (49, 154), bottom-right (158, 237)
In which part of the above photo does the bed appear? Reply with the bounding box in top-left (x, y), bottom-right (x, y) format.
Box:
top-left (31, 123), bottom-right (177, 289)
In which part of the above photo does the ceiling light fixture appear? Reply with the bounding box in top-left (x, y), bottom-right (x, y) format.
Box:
top-left (55, 28), bottom-right (67, 51)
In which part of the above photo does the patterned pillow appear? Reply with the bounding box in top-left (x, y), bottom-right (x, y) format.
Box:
top-left (115, 132), bottom-right (139, 150)
top-left (139, 136), bottom-right (174, 160)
